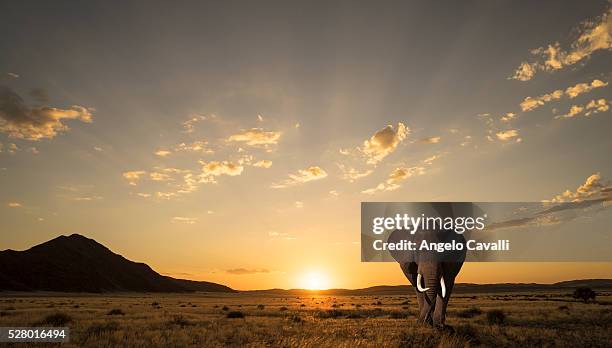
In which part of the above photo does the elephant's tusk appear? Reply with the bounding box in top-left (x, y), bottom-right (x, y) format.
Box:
top-left (440, 277), bottom-right (446, 298)
top-left (416, 273), bottom-right (430, 292)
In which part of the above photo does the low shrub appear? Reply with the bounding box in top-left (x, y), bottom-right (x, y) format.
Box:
top-left (457, 306), bottom-right (482, 318)
top-left (486, 309), bottom-right (506, 325)
top-left (36, 312), bottom-right (72, 326)
top-left (226, 311), bottom-right (245, 318)
top-left (107, 309), bottom-right (125, 316)
top-left (168, 315), bottom-right (191, 327)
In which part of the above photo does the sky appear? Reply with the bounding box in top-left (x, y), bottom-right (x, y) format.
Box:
top-left (0, 0), bottom-right (611, 290)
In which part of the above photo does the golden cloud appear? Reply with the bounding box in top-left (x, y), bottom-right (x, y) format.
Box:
top-left (226, 268), bottom-right (270, 275)
top-left (520, 79), bottom-right (607, 113)
top-left (172, 217), bottom-right (198, 224)
top-left (200, 161), bottom-right (244, 178)
top-left (0, 86), bottom-right (93, 140)
top-left (495, 129), bottom-right (520, 141)
top-left (511, 9), bottom-right (612, 80)
top-left (228, 128), bottom-right (281, 146)
top-left (362, 166), bottom-right (425, 195)
top-left (420, 136), bottom-right (441, 144)
top-left (253, 159), bottom-right (273, 168)
top-left (546, 173), bottom-right (610, 203)
top-left (362, 123), bottom-right (409, 165)
top-left (271, 166), bottom-right (327, 188)
top-left (122, 171), bottom-right (147, 185)
top-left (557, 99), bottom-right (610, 119)
top-left (337, 164), bottom-right (373, 182)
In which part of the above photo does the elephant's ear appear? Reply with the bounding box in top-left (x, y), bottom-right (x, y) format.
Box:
top-left (386, 229), bottom-right (414, 264)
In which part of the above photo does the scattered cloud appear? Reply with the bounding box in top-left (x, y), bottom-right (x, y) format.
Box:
top-left (511, 62), bottom-right (537, 81)
top-left (329, 190), bottom-right (339, 197)
top-left (420, 136), bottom-right (441, 144)
top-left (175, 140), bottom-right (214, 153)
top-left (150, 172), bottom-right (172, 181)
top-left (257, 114), bottom-right (264, 122)
top-left (268, 231), bottom-right (296, 240)
top-left (337, 164), bottom-right (373, 182)
top-left (294, 201), bottom-right (304, 208)
top-left (172, 216), bottom-right (197, 224)
top-left (361, 154), bottom-right (442, 195)
top-left (556, 99), bottom-right (610, 118)
top-left (155, 141), bottom-right (214, 157)
top-left (182, 113), bottom-right (214, 133)
top-left (511, 9), bottom-right (612, 80)
top-left (123, 170), bottom-right (147, 185)
top-left (271, 166), bottom-right (327, 188)
top-left (226, 268), bottom-right (270, 275)
top-left (7, 73), bottom-right (19, 79)
top-left (500, 113), bottom-right (517, 122)
top-left (565, 79), bottom-right (608, 98)
top-left (495, 129), bottom-right (520, 141)
top-left (545, 173), bottom-right (610, 203)
top-left (227, 128), bottom-right (281, 146)
top-left (200, 161), bottom-right (244, 182)
top-left (253, 159), bottom-right (273, 168)
top-left (7, 202), bottom-right (22, 208)
top-left (0, 86), bottom-right (94, 140)
top-left (520, 79), bottom-right (607, 112)
top-left (361, 123), bottom-right (409, 165)
top-left (362, 166), bottom-right (425, 194)
top-left (73, 196), bottom-right (103, 201)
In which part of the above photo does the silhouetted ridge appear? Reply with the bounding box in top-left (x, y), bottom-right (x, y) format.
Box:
top-left (0, 234), bottom-right (234, 293)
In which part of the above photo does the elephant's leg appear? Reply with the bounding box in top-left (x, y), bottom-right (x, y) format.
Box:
top-left (414, 290), bottom-right (432, 324)
top-left (432, 278), bottom-right (455, 326)
top-left (400, 263), bottom-right (431, 324)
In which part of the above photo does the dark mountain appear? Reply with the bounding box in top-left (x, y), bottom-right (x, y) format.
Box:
top-left (244, 279), bottom-right (612, 296)
top-left (0, 234), bottom-right (234, 293)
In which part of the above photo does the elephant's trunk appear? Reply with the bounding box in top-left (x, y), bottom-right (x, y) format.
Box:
top-left (424, 273), bottom-right (439, 303)
top-left (418, 263), bottom-right (441, 304)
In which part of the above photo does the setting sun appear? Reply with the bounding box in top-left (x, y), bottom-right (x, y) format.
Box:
top-left (301, 271), bottom-right (330, 290)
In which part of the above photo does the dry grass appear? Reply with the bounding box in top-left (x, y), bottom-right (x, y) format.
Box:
top-left (0, 290), bottom-right (610, 347)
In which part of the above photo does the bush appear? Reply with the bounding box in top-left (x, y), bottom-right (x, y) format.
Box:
top-left (168, 315), bottom-right (191, 327)
top-left (226, 311), bottom-right (245, 318)
top-left (316, 309), bottom-right (344, 318)
top-left (388, 311), bottom-right (409, 319)
top-left (257, 304), bottom-right (265, 310)
top-left (36, 312), bottom-right (72, 326)
top-left (279, 306), bottom-right (288, 311)
top-left (558, 305), bottom-right (569, 311)
top-left (486, 309), bottom-right (506, 325)
top-left (573, 287), bottom-right (596, 303)
top-left (151, 302), bottom-right (160, 307)
top-left (221, 306), bottom-right (229, 311)
top-left (85, 321), bottom-right (120, 337)
top-left (456, 324), bottom-right (480, 344)
top-left (107, 309), bottom-right (125, 316)
top-left (457, 306), bottom-right (482, 318)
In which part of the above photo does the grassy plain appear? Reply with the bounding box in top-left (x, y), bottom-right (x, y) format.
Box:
top-left (0, 290), bottom-right (610, 347)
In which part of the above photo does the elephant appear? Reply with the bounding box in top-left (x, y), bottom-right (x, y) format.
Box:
top-left (385, 203), bottom-right (476, 329)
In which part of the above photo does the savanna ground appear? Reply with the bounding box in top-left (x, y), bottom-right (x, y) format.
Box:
top-left (0, 290), bottom-right (610, 347)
